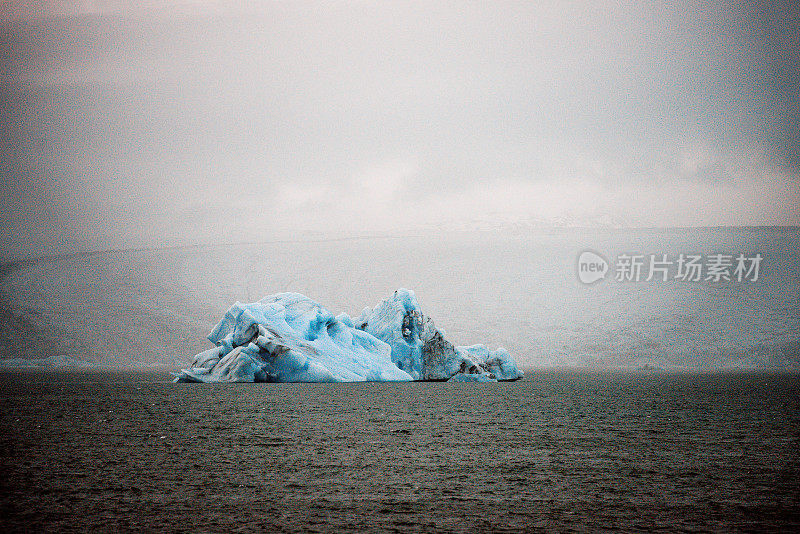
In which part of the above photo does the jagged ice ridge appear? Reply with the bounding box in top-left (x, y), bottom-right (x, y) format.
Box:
top-left (173, 289), bottom-right (522, 383)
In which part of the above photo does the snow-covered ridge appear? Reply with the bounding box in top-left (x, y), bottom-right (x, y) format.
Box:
top-left (173, 289), bottom-right (523, 383)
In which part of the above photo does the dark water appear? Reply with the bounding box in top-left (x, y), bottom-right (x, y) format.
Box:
top-left (1, 371), bottom-right (799, 532)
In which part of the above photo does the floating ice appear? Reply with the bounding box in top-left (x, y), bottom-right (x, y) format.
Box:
top-left (173, 290), bottom-right (522, 383)
top-left (174, 293), bottom-right (411, 383)
top-left (354, 289), bottom-right (427, 379)
top-left (457, 345), bottom-right (523, 382)
top-left (356, 289), bottom-right (523, 382)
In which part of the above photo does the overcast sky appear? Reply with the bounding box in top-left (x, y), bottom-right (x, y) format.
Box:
top-left (1, 1), bottom-right (798, 258)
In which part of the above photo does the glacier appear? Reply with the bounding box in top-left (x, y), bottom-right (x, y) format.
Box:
top-left (173, 289), bottom-right (523, 383)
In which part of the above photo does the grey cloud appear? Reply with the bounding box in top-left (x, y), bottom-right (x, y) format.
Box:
top-left (1, 1), bottom-right (797, 258)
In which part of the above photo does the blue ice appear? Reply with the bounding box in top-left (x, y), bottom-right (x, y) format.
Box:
top-left (174, 290), bottom-right (522, 383)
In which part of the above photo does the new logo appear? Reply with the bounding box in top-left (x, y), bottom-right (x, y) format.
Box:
top-left (577, 250), bottom-right (608, 284)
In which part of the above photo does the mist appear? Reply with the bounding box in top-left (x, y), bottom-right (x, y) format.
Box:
top-left (1, 1), bottom-right (799, 260)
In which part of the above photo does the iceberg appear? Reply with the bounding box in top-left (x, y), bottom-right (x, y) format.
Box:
top-left (174, 293), bottom-right (412, 383)
top-left (173, 289), bottom-right (522, 383)
top-left (353, 289), bottom-right (427, 379)
top-left (355, 289), bottom-right (523, 382)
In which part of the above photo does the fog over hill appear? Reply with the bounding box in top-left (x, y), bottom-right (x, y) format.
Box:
top-left (1, 3), bottom-right (797, 372)
top-left (1, 228), bottom-right (797, 371)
